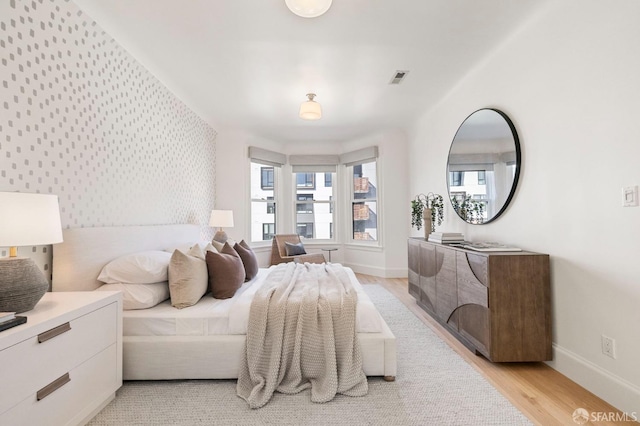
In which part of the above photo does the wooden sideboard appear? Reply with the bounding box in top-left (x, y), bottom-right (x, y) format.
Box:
top-left (408, 238), bottom-right (551, 362)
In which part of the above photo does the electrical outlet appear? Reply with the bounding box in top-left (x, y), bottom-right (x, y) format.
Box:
top-left (602, 335), bottom-right (616, 359)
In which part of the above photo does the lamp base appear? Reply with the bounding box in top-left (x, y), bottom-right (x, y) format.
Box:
top-left (212, 230), bottom-right (229, 244)
top-left (0, 257), bottom-right (49, 314)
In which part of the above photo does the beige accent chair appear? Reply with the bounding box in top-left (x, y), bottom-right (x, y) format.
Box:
top-left (270, 234), bottom-right (326, 266)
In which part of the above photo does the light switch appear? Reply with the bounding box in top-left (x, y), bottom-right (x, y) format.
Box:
top-left (622, 186), bottom-right (638, 207)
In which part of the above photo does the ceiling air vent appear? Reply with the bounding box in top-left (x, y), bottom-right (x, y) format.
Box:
top-left (389, 70), bottom-right (409, 85)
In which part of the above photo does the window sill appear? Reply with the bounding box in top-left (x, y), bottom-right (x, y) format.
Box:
top-left (248, 243), bottom-right (272, 253)
top-left (344, 243), bottom-right (383, 252)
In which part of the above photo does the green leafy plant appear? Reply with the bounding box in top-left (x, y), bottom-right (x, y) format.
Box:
top-left (451, 195), bottom-right (485, 224)
top-left (411, 193), bottom-right (444, 232)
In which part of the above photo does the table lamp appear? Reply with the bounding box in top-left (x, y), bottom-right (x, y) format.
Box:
top-left (209, 210), bottom-right (234, 243)
top-left (0, 192), bottom-right (63, 313)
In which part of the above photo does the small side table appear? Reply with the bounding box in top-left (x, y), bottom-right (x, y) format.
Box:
top-left (321, 248), bottom-right (338, 263)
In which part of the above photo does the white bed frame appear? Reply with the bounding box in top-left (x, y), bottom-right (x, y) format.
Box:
top-left (52, 225), bottom-right (397, 381)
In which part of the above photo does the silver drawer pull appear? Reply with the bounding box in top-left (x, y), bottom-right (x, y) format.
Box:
top-left (37, 373), bottom-right (70, 401)
top-left (38, 322), bottom-right (71, 343)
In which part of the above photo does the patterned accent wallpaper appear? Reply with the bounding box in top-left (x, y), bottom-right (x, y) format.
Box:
top-left (0, 0), bottom-right (217, 281)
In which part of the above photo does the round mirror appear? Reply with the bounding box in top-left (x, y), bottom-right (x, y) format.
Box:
top-left (446, 108), bottom-right (521, 224)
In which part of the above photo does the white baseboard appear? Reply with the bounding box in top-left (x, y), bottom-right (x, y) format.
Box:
top-left (547, 343), bottom-right (640, 415)
top-left (344, 263), bottom-right (408, 278)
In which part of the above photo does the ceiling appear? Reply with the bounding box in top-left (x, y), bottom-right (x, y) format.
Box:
top-left (72, 0), bottom-right (549, 143)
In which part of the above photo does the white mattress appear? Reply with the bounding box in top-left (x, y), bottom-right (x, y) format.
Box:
top-left (123, 265), bottom-right (383, 337)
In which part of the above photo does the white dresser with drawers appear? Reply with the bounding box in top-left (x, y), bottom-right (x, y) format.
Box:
top-left (0, 291), bottom-right (122, 426)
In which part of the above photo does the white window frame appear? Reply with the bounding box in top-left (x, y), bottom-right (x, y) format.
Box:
top-left (292, 170), bottom-right (337, 242)
top-left (248, 147), bottom-right (287, 245)
top-left (339, 146), bottom-right (380, 246)
top-left (249, 161), bottom-right (282, 245)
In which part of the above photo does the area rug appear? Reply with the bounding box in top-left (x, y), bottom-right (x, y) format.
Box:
top-left (89, 285), bottom-right (532, 425)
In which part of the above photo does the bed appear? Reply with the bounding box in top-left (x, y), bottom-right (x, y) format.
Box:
top-left (52, 224), bottom-right (397, 382)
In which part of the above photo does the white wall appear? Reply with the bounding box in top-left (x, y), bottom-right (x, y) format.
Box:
top-left (216, 128), bottom-right (409, 277)
top-left (407, 0), bottom-right (640, 413)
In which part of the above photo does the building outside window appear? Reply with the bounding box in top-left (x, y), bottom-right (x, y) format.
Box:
top-left (266, 196), bottom-right (275, 214)
top-left (351, 161), bottom-right (378, 241)
top-left (296, 173), bottom-right (315, 189)
top-left (324, 173), bottom-right (332, 187)
top-left (296, 194), bottom-right (314, 213)
top-left (261, 167), bottom-right (274, 190)
top-left (477, 170), bottom-right (486, 185)
top-left (294, 172), bottom-right (334, 240)
top-left (262, 223), bottom-right (275, 240)
top-left (451, 171), bottom-right (464, 186)
top-left (251, 161), bottom-right (277, 242)
top-left (296, 223), bottom-right (314, 239)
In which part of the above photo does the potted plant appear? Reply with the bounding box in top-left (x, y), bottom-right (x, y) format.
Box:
top-left (411, 193), bottom-right (444, 238)
top-left (451, 195), bottom-right (485, 224)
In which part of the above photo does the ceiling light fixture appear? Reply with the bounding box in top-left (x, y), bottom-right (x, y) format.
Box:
top-left (299, 93), bottom-right (322, 120)
top-left (285, 0), bottom-right (332, 18)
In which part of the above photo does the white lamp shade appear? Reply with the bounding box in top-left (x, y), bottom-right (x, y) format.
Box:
top-left (285, 0), bottom-right (332, 18)
top-left (209, 210), bottom-right (234, 228)
top-left (299, 99), bottom-right (322, 120)
top-left (0, 192), bottom-right (63, 247)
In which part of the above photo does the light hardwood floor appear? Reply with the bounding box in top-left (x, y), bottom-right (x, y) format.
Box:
top-left (356, 273), bottom-right (633, 426)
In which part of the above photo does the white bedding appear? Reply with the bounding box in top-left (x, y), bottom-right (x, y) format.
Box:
top-left (123, 265), bottom-right (383, 337)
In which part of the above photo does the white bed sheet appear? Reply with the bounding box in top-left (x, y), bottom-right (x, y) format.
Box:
top-left (123, 265), bottom-right (382, 337)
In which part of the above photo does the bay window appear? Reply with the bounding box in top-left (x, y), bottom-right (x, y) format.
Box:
top-left (249, 147), bottom-right (286, 243)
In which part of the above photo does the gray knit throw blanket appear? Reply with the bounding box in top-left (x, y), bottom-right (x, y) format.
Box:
top-left (237, 262), bottom-right (368, 409)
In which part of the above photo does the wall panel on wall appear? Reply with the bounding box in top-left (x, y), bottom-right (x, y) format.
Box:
top-left (0, 0), bottom-right (217, 280)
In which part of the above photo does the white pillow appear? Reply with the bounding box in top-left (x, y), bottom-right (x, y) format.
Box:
top-left (164, 243), bottom-right (194, 254)
top-left (96, 282), bottom-right (170, 310)
top-left (98, 251), bottom-right (172, 284)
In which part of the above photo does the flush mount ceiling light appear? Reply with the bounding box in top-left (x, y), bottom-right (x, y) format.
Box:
top-left (299, 93), bottom-right (322, 120)
top-left (285, 0), bottom-right (332, 18)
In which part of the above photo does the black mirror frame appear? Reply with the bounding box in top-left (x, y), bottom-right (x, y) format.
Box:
top-left (446, 108), bottom-right (521, 225)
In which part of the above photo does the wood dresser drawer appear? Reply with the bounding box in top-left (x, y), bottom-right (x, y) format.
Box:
top-left (407, 238), bottom-right (551, 362)
top-left (0, 302), bottom-right (117, 415)
top-left (1, 344), bottom-right (118, 426)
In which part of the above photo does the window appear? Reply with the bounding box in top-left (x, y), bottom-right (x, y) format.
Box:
top-left (266, 196), bottom-right (275, 214)
top-left (262, 223), bottom-right (275, 240)
top-left (296, 173), bottom-right (315, 189)
top-left (251, 162), bottom-right (278, 242)
top-left (249, 147), bottom-right (286, 243)
top-left (351, 162), bottom-right (378, 241)
top-left (297, 223), bottom-right (314, 239)
top-left (261, 167), bottom-right (274, 190)
top-left (451, 171), bottom-right (464, 187)
top-left (477, 171), bottom-right (486, 186)
top-left (324, 173), bottom-right (332, 187)
top-left (294, 172), bottom-right (335, 240)
top-left (296, 194), bottom-right (314, 213)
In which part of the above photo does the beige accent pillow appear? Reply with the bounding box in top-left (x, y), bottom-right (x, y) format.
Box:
top-left (211, 239), bottom-right (235, 254)
top-left (205, 242), bottom-right (245, 299)
top-left (168, 244), bottom-right (209, 309)
top-left (203, 242), bottom-right (218, 254)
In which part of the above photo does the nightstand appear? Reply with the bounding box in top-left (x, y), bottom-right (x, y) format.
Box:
top-left (0, 291), bottom-right (122, 426)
